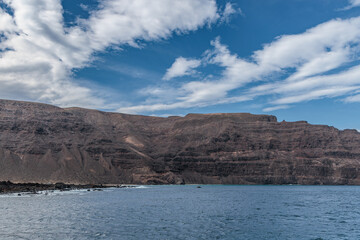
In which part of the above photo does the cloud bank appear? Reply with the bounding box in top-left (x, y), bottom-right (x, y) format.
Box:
top-left (0, 0), bottom-right (220, 108)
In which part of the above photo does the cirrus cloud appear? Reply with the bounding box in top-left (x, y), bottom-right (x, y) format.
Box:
top-left (119, 16), bottom-right (360, 114)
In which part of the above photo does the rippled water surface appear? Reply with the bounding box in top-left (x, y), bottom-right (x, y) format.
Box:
top-left (0, 185), bottom-right (359, 239)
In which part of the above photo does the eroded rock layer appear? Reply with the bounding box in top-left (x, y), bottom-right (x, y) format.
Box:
top-left (0, 99), bottom-right (360, 184)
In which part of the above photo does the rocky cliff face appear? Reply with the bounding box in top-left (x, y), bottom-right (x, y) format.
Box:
top-left (0, 99), bottom-right (360, 184)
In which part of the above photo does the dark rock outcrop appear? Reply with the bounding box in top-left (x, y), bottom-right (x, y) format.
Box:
top-left (0, 99), bottom-right (360, 185)
top-left (0, 181), bottom-right (114, 194)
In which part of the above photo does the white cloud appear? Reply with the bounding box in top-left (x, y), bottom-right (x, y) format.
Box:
top-left (84, 0), bottom-right (219, 50)
top-left (121, 17), bottom-right (360, 114)
top-left (163, 57), bottom-right (201, 80)
top-left (220, 2), bottom-right (242, 23)
top-left (272, 86), bottom-right (359, 105)
top-left (344, 91), bottom-right (360, 102)
top-left (263, 105), bottom-right (290, 112)
top-left (343, 0), bottom-right (360, 10)
top-left (0, 0), bottom-right (220, 108)
top-left (0, 9), bottom-right (16, 33)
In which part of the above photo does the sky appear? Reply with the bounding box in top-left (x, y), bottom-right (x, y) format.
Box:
top-left (1, 0), bottom-right (360, 130)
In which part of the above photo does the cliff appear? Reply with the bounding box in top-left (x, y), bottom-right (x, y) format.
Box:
top-left (0, 99), bottom-right (360, 185)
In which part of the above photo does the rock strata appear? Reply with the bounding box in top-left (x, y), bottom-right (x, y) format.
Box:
top-left (0, 99), bottom-right (360, 185)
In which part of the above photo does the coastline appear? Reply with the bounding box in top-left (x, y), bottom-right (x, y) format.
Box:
top-left (3, 181), bottom-right (360, 195)
top-left (0, 181), bottom-right (134, 194)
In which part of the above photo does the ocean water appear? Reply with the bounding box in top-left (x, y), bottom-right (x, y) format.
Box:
top-left (0, 185), bottom-right (359, 240)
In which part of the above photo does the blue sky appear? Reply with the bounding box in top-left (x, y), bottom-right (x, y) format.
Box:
top-left (1, 0), bottom-right (360, 130)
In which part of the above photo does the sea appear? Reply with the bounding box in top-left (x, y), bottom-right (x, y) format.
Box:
top-left (0, 185), bottom-right (359, 240)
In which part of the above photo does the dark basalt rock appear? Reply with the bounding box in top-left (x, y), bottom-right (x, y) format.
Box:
top-left (0, 99), bottom-right (360, 185)
top-left (0, 181), bottom-right (110, 194)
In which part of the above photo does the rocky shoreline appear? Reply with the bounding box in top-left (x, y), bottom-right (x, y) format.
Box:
top-left (0, 181), bottom-right (132, 194)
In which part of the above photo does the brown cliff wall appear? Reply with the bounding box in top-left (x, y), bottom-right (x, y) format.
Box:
top-left (0, 99), bottom-right (360, 184)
